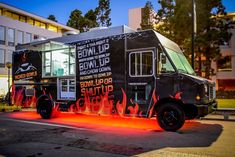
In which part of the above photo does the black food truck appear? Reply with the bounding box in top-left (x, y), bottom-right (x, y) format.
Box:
top-left (12, 26), bottom-right (217, 131)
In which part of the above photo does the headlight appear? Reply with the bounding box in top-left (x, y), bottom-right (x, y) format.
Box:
top-left (204, 84), bottom-right (208, 93)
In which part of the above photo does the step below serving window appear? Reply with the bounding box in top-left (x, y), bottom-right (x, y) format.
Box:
top-left (42, 44), bottom-right (75, 77)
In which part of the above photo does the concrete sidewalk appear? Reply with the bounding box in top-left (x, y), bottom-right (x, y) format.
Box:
top-left (201, 114), bottom-right (235, 121)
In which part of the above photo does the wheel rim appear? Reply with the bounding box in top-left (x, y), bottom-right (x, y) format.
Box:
top-left (162, 109), bottom-right (179, 126)
top-left (40, 105), bottom-right (51, 118)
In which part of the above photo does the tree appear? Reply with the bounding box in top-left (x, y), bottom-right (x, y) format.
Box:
top-left (47, 14), bottom-right (57, 22)
top-left (156, 0), bottom-right (192, 48)
top-left (67, 9), bottom-right (84, 32)
top-left (95, 0), bottom-right (112, 27)
top-left (140, 1), bottom-right (155, 30)
top-left (83, 9), bottom-right (99, 31)
top-left (156, 0), bottom-right (234, 78)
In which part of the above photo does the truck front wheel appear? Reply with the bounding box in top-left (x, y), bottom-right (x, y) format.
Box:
top-left (37, 97), bottom-right (53, 119)
top-left (157, 103), bottom-right (185, 131)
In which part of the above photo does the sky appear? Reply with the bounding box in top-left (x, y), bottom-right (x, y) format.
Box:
top-left (1, 0), bottom-right (235, 27)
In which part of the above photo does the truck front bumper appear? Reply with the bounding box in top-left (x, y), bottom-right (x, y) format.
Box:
top-left (197, 100), bottom-right (217, 117)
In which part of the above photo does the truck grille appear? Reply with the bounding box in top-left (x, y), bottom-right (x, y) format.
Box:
top-left (209, 85), bottom-right (216, 100)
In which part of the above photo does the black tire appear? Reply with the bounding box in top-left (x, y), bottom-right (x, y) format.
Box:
top-left (156, 102), bottom-right (185, 131)
top-left (37, 98), bottom-right (53, 119)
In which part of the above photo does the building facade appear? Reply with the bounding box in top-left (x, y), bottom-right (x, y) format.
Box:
top-left (0, 2), bottom-right (79, 96)
top-left (211, 12), bottom-right (235, 91)
top-left (128, 7), bottom-right (157, 31)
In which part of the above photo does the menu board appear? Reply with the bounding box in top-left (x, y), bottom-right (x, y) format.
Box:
top-left (77, 38), bottom-right (113, 96)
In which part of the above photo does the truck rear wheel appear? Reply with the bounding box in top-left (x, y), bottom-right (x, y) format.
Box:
top-left (157, 103), bottom-right (185, 131)
top-left (37, 97), bottom-right (53, 119)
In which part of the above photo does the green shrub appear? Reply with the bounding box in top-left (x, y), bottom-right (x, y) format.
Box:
top-left (0, 103), bottom-right (21, 112)
top-left (217, 99), bottom-right (235, 108)
top-left (217, 91), bottom-right (235, 99)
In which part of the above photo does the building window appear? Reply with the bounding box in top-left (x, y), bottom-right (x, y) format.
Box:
top-left (7, 28), bottom-right (15, 46)
top-left (43, 46), bottom-right (75, 77)
top-left (5, 11), bottom-right (12, 18)
top-left (40, 22), bottom-right (46, 29)
top-left (0, 9), bottom-right (2, 15)
top-left (27, 18), bottom-right (34, 25)
top-left (33, 34), bottom-right (39, 41)
top-left (0, 26), bottom-right (5, 45)
top-left (12, 13), bottom-right (19, 20)
top-left (25, 32), bottom-right (31, 43)
top-left (34, 20), bottom-right (40, 27)
top-left (6, 50), bottom-right (13, 63)
top-left (0, 49), bottom-right (5, 67)
top-left (217, 56), bottom-right (232, 72)
top-left (34, 20), bottom-right (46, 29)
top-left (5, 11), bottom-right (20, 20)
top-left (17, 30), bottom-right (23, 44)
top-left (48, 24), bottom-right (58, 32)
top-left (130, 51), bottom-right (153, 76)
top-left (19, 16), bottom-right (26, 22)
top-left (3, 11), bottom-right (26, 23)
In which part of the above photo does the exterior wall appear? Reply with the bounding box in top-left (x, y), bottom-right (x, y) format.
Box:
top-left (0, 16), bottom-right (62, 94)
top-left (0, 15), bottom-right (62, 40)
top-left (128, 7), bottom-right (157, 31)
top-left (128, 8), bottom-right (142, 30)
top-left (0, 3), bottom-right (78, 96)
top-left (211, 14), bottom-right (235, 91)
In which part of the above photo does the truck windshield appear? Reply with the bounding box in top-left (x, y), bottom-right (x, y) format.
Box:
top-left (164, 47), bottom-right (195, 75)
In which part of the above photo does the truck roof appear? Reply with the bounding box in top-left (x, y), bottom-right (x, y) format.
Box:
top-left (15, 25), bottom-right (182, 54)
top-left (16, 25), bottom-right (136, 50)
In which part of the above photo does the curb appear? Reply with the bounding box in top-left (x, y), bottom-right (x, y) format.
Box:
top-left (200, 117), bottom-right (235, 122)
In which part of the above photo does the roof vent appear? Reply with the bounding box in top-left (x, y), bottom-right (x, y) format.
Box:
top-left (89, 27), bottom-right (108, 32)
top-left (63, 31), bottom-right (78, 36)
top-left (32, 37), bottom-right (46, 42)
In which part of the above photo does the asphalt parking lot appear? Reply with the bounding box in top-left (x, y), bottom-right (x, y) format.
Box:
top-left (0, 111), bottom-right (234, 157)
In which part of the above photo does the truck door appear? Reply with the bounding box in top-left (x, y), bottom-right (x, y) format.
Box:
top-left (156, 45), bottom-right (176, 98)
top-left (126, 49), bottom-right (156, 116)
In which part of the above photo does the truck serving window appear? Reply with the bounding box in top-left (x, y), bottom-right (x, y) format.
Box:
top-left (42, 47), bottom-right (75, 77)
top-left (129, 51), bottom-right (153, 77)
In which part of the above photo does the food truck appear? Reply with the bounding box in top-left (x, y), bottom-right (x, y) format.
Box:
top-left (12, 25), bottom-right (217, 131)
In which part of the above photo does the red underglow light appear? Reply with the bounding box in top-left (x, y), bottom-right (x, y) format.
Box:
top-left (6, 111), bottom-right (197, 133)
top-left (8, 111), bottom-right (163, 131)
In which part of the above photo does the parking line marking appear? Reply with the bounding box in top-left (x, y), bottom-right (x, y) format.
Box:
top-left (0, 117), bottom-right (89, 131)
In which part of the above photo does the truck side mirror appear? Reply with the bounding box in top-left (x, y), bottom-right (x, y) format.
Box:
top-left (161, 54), bottom-right (166, 64)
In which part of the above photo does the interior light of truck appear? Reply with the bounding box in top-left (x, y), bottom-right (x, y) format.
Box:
top-left (204, 84), bottom-right (208, 93)
top-left (196, 95), bottom-right (201, 101)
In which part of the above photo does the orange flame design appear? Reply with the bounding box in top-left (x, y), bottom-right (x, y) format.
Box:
top-left (116, 88), bottom-right (127, 117)
top-left (12, 87), bottom-right (24, 107)
top-left (74, 91), bottom-right (113, 115)
top-left (128, 103), bottom-right (139, 117)
top-left (170, 92), bottom-right (182, 100)
top-left (24, 95), bottom-right (37, 108)
top-left (74, 88), bottom-right (143, 118)
top-left (52, 103), bottom-right (61, 118)
top-left (148, 89), bottom-right (159, 118)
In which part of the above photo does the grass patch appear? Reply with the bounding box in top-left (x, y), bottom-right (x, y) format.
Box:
top-left (217, 99), bottom-right (235, 108)
top-left (0, 103), bottom-right (22, 112)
